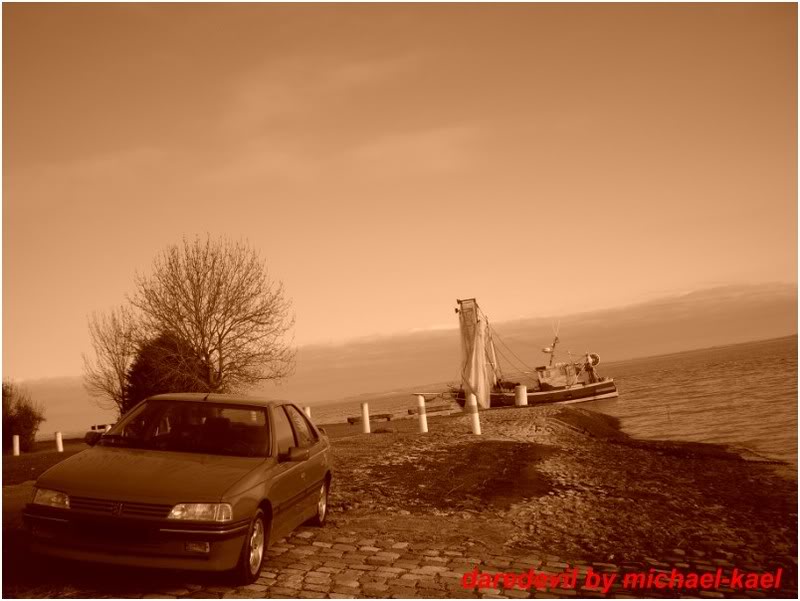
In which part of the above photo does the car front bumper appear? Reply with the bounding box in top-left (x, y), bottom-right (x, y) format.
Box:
top-left (24, 507), bottom-right (250, 572)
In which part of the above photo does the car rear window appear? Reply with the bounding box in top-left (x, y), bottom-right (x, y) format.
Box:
top-left (103, 399), bottom-right (271, 458)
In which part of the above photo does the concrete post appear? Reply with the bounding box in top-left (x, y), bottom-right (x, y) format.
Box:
top-left (361, 402), bottom-right (371, 434)
top-left (56, 432), bottom-right (64, 453)
top-left (515, 384), bottom-right (528, 406)
top-left (416, 395), bottom-right (428, 433)
top-left (12, 435), bottom-right (20, 456)
top-left (467, 393), bottom-right (481, 435)
top-left (303, 406), bottom-right (312, 418)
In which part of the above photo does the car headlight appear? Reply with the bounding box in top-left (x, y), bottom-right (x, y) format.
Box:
top-left (32, 488), bottom-right (70, 509)
top-left (167, 503), bottom-right (233, 522)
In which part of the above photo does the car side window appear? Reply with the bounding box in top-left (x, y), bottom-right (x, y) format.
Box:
top-left (284, 405), bottom-right (318, 448)
top-left (272, 406), bottom-right (296, 457)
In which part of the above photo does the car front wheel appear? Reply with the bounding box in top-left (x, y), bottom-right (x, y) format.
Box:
top-left (233, 509), bottom-right (267, 584)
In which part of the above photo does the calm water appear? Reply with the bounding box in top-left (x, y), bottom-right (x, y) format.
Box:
top-left (592, 336), bottom-right (797, 465)
top-left (313, 336), bottom-right (798, 465)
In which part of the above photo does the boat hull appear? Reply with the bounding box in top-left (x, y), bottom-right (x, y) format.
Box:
top-left (455, 379), bottom-right (618, 408)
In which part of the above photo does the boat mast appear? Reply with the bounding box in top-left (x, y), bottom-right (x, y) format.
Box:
top-left (542, 320), bottom-right (560, 367)
top-left (548, 335), bottom-right (560, 366)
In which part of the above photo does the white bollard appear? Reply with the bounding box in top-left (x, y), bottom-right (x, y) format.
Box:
top-left (361, 402), bottom-right (371, 434)
top-left (416, 395), bottom-right (428, 433)
top-left (55, 432), bottom-right (64, 453)
top-left (303, 406), bottom-right (312, 418)
top-left (515, 384), bottom-right (528, 407)
top-left (467, 393), bottom-right (481, 435)
top-left (12, 435), bottom-right (20, 456)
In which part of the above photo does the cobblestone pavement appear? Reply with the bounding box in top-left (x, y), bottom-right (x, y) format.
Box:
top-left (4, 410), bottom-right (796, 599)
top-left (89, 525), bottom-right (795, 599)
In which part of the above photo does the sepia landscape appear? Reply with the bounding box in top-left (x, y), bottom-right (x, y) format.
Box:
top-left (3, 3), bottom-right (797, 600)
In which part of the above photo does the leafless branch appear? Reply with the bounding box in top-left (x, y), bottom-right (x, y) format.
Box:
top-left (130, 235), bottom-right (295, 393)
top-left (82, 305), bottom-right (140, 415)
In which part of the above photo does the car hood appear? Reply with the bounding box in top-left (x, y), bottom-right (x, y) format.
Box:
top-left (36, 445), bottom-right (264, 504)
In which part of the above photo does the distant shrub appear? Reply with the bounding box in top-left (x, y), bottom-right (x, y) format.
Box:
top-left (2, 380), bottom-right (46, 452)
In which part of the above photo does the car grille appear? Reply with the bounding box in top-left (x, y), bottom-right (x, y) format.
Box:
top-left (70, 496), bottom-right (172, 519)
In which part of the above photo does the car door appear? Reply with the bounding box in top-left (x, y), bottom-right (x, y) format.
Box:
top-left (283, 404), bottom-right (328, 521)
top-left (266, 405), bottom-right (307, 541)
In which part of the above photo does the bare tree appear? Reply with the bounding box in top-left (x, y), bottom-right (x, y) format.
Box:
top-left (83, 306), bottom-right (139, 414)
top-left (131, 236), bottom-right (295, 392)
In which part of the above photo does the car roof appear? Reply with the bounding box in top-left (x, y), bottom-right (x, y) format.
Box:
top-left (145, 393), bottom-right (291, 408)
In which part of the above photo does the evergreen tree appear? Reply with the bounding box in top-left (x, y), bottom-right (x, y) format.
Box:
top-left (123, 332), bottom-right (210, 414)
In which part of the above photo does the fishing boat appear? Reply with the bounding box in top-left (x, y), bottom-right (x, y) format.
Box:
top-left (453, 298), bottom-right (619, 409)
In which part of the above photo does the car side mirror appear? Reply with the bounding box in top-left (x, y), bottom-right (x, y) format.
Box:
top-left (317, 426), bottom-right (327, 437)
top-left (286, 447), bottom-right (310, 462)
top-left (85, 431), bottom-right (103, 446)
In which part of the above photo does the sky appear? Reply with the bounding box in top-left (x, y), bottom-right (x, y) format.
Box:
top-left (3, 3), bottom-right (797, 381)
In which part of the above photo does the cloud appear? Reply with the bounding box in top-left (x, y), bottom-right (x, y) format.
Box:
top-left (343, 125), bottom-right (482, 174)
top-left (201, 144), bottom-right (317, 185)
top-left (323, 55), bottom-right (418, 89)
top-left (193, 122), bottom-right (483, 196)
top-left (219, 54), bottom-right (419, 134)
top-left (4, 147), bottom-right (170, 210)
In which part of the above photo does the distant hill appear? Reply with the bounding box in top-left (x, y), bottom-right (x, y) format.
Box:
top-left (19, 283), bottom-right (797, 434)
top-left (492, 282), bottom-right (798, 367)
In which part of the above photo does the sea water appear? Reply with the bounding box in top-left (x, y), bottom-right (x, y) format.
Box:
top-left (591, 335), bottom-right (797, 465)
top-left (313, 336), bottom-right (798, 466)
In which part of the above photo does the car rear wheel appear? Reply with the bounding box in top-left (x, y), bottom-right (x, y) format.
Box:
top-left (309, 480), bottom-right (328, 526)
top-left (233, 509), bottom-right (267, 584)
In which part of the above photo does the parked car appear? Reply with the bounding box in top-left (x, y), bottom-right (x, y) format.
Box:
top-left (23, 393), bottom-right (331, 584)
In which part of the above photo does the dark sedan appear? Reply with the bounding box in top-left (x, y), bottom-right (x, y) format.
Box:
top-left (23, 393), bottom-right (331, 584)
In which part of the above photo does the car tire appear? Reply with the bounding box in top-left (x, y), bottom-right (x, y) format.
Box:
top-left (308, 480), bottom-right (328, 527)
top-left (233, 509), bottom-right (267, 585)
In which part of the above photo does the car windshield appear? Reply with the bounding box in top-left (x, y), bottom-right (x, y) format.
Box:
top-left (101, 399), bottom-right (271, 458)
